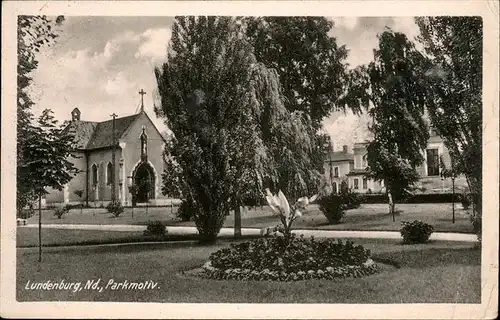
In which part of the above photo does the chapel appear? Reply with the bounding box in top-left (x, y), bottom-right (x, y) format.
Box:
top-left (45, 90), bottom-right (169, 206)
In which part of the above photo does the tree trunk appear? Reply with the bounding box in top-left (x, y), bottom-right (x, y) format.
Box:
top-left (234, 205), bottom-right (242, 237)
top-left (388, 192), bottom-right (395, 222)
top-left (38, 195), bottom-right (42, 263)
top-left (198, 229), bottom-right (218, 245)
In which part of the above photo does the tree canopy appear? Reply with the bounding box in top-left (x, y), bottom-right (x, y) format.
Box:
top-left (415, 16), bottom-right (482, 214)
top-left (244, 17), bottom-right (361, 128)
top-left (356, 30), bottom-right (430, 216)
top-left (244, 17), bottom-right (369, 177)
top-left (17, 15), bottom-right (77, 214)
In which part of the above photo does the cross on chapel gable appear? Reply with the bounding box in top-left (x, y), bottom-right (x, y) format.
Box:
top-left (139, 89), bottom-right (146, 112)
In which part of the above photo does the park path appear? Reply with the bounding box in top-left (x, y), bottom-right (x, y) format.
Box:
top-left (21, 224), bottom-right (477, 242)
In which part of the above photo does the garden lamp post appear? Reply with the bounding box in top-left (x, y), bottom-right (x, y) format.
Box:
top-left (451, 175), bottom-right (455, 224)
top-left (111, 113), bottom-right (118, 204)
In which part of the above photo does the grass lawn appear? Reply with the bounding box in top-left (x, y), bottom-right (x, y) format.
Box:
top-left (16, 238), bottom-right (480, 303)
top-left (15, 227), bottom-right (257, 248)
top-left (27, 203), bottom-right (474, 233)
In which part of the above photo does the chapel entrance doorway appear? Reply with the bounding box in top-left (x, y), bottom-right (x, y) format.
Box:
top-left (133, 162), bottom-right (155, 203)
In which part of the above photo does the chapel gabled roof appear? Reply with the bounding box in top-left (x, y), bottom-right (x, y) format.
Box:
top-left (85, 114), bottom-right (140, 150)
top-left (64, 120), bottom-right (98, 149)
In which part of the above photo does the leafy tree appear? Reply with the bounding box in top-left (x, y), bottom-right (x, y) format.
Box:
top-left (244, 17), bottom-right (363, 127)
top-left (356, 30), bottom-right (430, 220)
top-left (17, 15), bottom-right (64, 214)
top-left (17, 16), bottom-right (77, 262)
top-left (366, 142), bottom-right (421, 218)
top-left (19, 110), bottom-right (79, 260)
top-left (415, 17), bottom-right (482, 233)
top-left (155, 17), bottom-right (321, 242)
top-left (244, 17), bottom-right (367, 174)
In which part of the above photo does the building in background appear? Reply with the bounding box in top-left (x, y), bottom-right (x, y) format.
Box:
top-left (324, 128), bottom-right (468, 194)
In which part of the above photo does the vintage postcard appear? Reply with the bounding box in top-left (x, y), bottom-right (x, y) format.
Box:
top-left (1, 1), bottom-right (499, 319)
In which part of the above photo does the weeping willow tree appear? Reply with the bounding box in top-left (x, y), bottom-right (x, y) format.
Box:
top-left (155, 17), bottom-right (320, 243)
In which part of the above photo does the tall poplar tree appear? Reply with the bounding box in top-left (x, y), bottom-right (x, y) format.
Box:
top-left (155, 17), bottom-right (320, 242)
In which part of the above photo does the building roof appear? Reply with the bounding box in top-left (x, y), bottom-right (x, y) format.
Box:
top-left (85, 114), bottom-right (139, 150)
top-left (64, 111), bottom-right (155, 151)
top-left (64, 120), bottom-right (98, 149)
top-left (346, 168), bottom-right (369, 176)
top-left (325, 151), bottom-right (354, 162)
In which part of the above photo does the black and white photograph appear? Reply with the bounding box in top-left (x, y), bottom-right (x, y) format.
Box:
top-left (1, 1), bottom-right (498, 319)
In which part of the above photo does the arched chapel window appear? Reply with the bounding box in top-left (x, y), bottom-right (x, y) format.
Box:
top-left (92, 164), bottom-right (98, 186)
top-left (107, 162), bottom-right (113, 185)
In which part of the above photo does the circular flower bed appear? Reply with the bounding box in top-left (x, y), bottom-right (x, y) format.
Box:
top-left (200, 235), bottom-right (380, 281)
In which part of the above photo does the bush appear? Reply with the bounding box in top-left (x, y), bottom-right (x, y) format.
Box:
top-left (340, 189), bottom-right (362, 210)
top-left (470, 214), bottom-right (481, 243)
top-left (361, 193), bottom-right (465, 204)
top-left (203, 235), bottom-right (377, 281)
top-left (317, 194), bottom-right (345, 224)
top-left (65, 203), bottom-right (84, 210)
top-left (106, 201), bottom-right (124, 217)
top-left (177, 199), bottom-right (195, 221)
top-left (459, 193), bottom-right (471, 210)
top-left (18, 206), bottom-right (35, 219)
top-left (400, 220), bottom-right (434, 244)
top-left (260, 224), bottom-right (286, 237)
top-left (53, 205), bottom-right (71, 219)
top-left (143, 220), bottom-right (167, 237)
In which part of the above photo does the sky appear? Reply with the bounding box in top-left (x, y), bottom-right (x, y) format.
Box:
top-left (29, 16), bottom-right (420, 149)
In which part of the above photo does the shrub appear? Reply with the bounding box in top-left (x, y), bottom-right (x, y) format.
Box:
top-left (317, 194), bottom-right (345, 224)
top-left (143, 220), bottom-right (167, 237)
top-left (260, 224), bottom-right (285, 237)
top-left (470, 214), bottom-right (481, 243)
top-left (340, 189), bottom-right (362, 210)
top-left (459, 193), bottom-right (471, 210)
top-left (177, 199), bottom-right (196, 221)
top-left (400, 220), bottom-right (434, 244)
top-left (53, 205), bottom-right (71, 219)
top-left (106, 201), bottom-right (124, 217)
top-left (356, 193), bottom-right (467, 204)
top-left (204, 235), bottom-right (377, 281)
top-left (18, 206), bottom-right (35, 219)
top-left (65, 203), bottom-right (84, 210)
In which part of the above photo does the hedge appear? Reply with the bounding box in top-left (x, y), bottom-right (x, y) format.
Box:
top-left (360, 193), bottom-right (462, 204)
